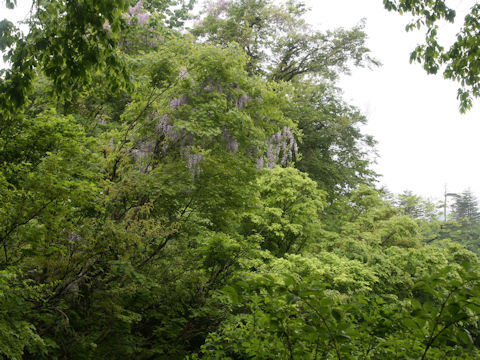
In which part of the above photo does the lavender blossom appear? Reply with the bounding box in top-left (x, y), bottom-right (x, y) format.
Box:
top-left (222, 129), bottom-right (239, 154)
top-left (169, 95), bottom-right (188, 109)
top-left (256, 157), bottom-right (265, 170)
top-left (266, 143), bottom-right (275, 168)
top-left (68, 233), bottom-right (82, 242)
top-left (132, 140), bottom-right (155, 161)
top-left (127, 0), bottom-right (151, 26)
top-left (179, 68), bottom-right (188, 80)
top-left (155, 114), bottom-right (185, 154)
top-left (137, 12), bottom-right (150, 25)
top-left (236, 94), bottom-right (250, 109)
top-left (128, 0), bottom-right (143, 16)
top-left (155, 114), bottom-right (172, 134)
top-left (181, 149), bottom-right (204, 178)
top-left (103, 20), bottom-right (111, 32)
top-left (263, 126), bottom-right (298, 167)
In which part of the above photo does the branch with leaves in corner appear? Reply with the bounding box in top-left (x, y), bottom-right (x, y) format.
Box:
top-left (383, 0), bottom-right (480, 112)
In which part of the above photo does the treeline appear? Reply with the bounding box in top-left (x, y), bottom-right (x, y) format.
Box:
top-left (1, 0), bottom-right (480, 359)
top-left (390, 189), bottom-right (480, 255)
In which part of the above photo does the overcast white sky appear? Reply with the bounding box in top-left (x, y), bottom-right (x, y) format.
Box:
top-left (2, 0), bottom-right (480, 201)
top-left (304, 0), bottom-right (480, 201)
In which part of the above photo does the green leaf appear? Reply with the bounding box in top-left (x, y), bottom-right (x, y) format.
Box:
top-left (331, 309), bottom-right (342, 322)
top-left (285, 293), bottom-right (300, 304)
top-left (458, 328), bottom-right (473, 345)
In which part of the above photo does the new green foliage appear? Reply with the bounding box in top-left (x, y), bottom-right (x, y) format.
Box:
top-left (1, 0), bottom-right (480, 358)
top-left (242, 166), bottom-right (325, 256)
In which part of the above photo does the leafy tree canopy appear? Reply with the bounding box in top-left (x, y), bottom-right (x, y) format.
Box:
top-left (1, 0), bottom-right (480, 359)
top-left (193, 0), bottom-right (379, 81)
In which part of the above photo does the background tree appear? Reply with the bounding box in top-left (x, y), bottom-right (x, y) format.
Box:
top-left (291, 83), bottom-right (377, 199)
top-left (194, 0), bottom-right (379, 80)
top-left (452, 189), bottom-right (480, 225)
top-left (395, 190), bottom-right (439, 220)
top-left (194, 0), bottom-right (379, 198)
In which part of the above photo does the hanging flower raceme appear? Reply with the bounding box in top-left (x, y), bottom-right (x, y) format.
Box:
top-left (257, 126), bottom-right (298, 169)
top-left (127, 0), bottom-right (151, 25)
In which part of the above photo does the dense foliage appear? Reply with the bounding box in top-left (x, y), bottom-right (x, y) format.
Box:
top-left (1, 0), bottom-right (480, 359)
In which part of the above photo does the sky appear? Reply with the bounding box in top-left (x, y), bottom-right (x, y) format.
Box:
top-left (0, 1), bottom-right (32, 25)
top-left (304, 0), bottom-right (480, 201)
top-left (1, 0), bottom-right (480, 201)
